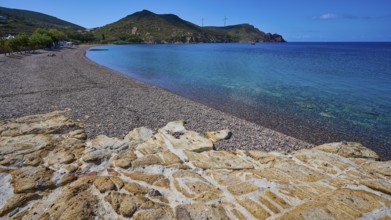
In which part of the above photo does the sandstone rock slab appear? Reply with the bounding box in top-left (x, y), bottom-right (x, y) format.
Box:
top-left (175, 204), bottom-right (229, 220)
top-left (1, 111), bottom-right (391, 220)
top-left (161, 121), bottom-right (214, 152)
top-left (185, 150), bottom-right (254, 170)
top-left (363, 161), bottom-right (391, 176)
top-left (0, 111), bottom-right (80, 137)
top-left (10, 166), bottom-right (54, 193)
top-left (316, 142), bottom-right (380, 160)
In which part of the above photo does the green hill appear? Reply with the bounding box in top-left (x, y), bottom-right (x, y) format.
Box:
top-left (203, 24), bottom-right (284, 43)
top-left (0, 7), bottom-right (285, 43)
top-left (93, 10), bottom-right (285, 43)
top-left (0, 6), bottom-right (84, 37)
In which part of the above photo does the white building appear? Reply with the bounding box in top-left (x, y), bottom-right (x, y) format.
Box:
top-left (58, 41), bottom-right (74, 47)
top-left (5, 35), bottom-right (14, 40)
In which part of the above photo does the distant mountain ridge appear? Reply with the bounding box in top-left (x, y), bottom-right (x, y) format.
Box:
top-left (0, 6), bottom-right (84, 36)
top-left (0, 7), bottom-right (285, 43)
top-left (93, 10), bottom-right (285, 43)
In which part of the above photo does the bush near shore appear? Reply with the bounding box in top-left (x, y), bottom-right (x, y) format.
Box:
top-left (0, 28), bottom-right (95, 54)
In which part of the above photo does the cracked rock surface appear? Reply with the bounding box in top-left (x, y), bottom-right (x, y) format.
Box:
top-left (0, 111), bottom-right (390, 219)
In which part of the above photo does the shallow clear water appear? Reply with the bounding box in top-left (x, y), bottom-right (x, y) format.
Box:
top-left (87, 43), bottom-right (391, 159)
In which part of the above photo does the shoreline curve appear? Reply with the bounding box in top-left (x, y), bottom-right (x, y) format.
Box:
top-left (0, 44), bottom-right (318, 155)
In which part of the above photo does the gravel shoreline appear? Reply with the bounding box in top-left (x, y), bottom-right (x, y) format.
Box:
top-left (0, 45), bottom-right (311, 152)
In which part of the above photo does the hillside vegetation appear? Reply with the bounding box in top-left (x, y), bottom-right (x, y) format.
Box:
top-left (93, 10), bottom-right (285, 43)
top-left (0, 6), bottom-right (84, 37)
top-left (0, 7), bottom-right (285, 44)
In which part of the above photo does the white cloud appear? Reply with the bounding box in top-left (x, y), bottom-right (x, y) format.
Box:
top-left (318, 13), bottom-right (338, 20)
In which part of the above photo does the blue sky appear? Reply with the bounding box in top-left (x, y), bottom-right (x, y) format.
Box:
top-left (1, 0), bottom-right (390, 41)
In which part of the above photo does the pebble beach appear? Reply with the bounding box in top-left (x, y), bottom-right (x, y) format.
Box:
top-left (0, 45), bottom-right (311, 153)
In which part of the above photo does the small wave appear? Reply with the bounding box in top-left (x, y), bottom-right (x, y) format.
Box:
top-left (89, 49), bottom-right (108, 51)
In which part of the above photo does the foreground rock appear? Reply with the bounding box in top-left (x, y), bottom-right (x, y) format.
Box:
top-left (0, 111), bottom-right (390, 219)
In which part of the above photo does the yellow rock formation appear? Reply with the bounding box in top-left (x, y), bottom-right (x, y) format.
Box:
top-left (0, 111), bottom-right (390, 219)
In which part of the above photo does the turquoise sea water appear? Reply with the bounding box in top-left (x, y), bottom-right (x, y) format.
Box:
top-left (87, 43), bottom-right (391, 159)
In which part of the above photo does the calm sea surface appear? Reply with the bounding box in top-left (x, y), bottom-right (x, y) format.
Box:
top-left (86, 43), bottom-right (391, 159)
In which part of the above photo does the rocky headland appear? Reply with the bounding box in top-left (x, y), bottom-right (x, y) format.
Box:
top-left (0, 111), bottom-right (390, 219)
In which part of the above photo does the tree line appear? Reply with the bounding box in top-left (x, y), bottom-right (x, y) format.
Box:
top-left (0, 28), bottom-right (95, 54)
